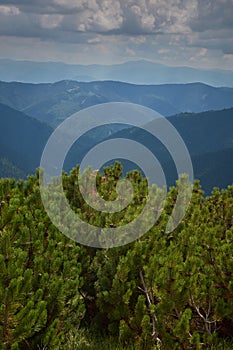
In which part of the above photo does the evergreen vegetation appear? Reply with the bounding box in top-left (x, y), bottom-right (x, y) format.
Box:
top-left (1, 101), bottom-right (233, 195)
top-left (0, 162), bottom-right (232, 349)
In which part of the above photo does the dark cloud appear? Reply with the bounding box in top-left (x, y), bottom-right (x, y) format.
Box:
top-left (190, 0), bottom-right (233, 32)
top-left (0, 0), bottom-right (195, 35)
top-left (0, 0), bottom-right (232, 36)
top-left (0, 0), bottom-right (232, 67)
top-left (189, 30), bottom-right (233, 54)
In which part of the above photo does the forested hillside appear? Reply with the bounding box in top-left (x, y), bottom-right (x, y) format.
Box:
top-left (0, 163), bottom-right (232, 349)
top-left (107, 108), bottom-right (233, 194)
top-left (0, 80), bottom-right (233, 127)
top-left (0, 103), bottom-right (52, 177)
top-left (0, 100), bottom-right (232, 194)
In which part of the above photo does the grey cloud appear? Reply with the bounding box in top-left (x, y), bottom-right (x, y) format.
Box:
top-left (0, 0), bottom-right (198, 35)
top-left (189, 0), bottom-right (233, 32)
top-left (0, 11), bottom-right (39, 37)
top-left (0, 0), bottom-right (57, 14)
top-left (188, 29), bottom-right (233, 54)
top-left (0, 0), bottom-right (232, 34)
top-left (0, 0), bottom-right (232, 58)
top-left (0, 10), bottom-right (95, 44)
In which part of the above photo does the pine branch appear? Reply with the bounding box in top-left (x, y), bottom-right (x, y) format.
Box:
top-left (190, 294), bottom-right (217, 334)
top-left (139, 269), bottom-right (161, 344)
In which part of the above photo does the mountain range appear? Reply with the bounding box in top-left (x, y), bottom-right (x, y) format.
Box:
top-left (1, 59), bottom-right (233, 87)
top-left (0, 87), bottom-right (232, 194)
top-left (107, 108), bottom-right (233, 194)
top-left (0, 80), bottom-right (233, 128)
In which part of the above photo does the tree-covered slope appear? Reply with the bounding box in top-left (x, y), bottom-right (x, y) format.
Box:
top-left (168, 108), bottom-right (233, 154)
top-left (0, 100), bottom-right (232, 194)
top-left (104, 108), bottom-right (233, 194)
top-left (0, 103), bottom-right (52, 176)
top-left (0, 157), bottom-right (25, 179)
top-left (0, 80), bottom-right (233, 127)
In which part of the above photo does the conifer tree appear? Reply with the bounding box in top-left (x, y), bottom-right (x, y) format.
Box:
top-left (0, 174), bottom-right (85, 349)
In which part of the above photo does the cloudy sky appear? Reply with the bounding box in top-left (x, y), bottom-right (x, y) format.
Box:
top-left (0, 0), bottom-right (232, 69)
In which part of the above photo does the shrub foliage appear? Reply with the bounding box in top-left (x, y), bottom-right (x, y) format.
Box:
top-left (0, 162), bottom-right (232, 349)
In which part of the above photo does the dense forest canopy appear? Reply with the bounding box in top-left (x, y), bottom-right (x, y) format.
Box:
top-left (0, 162), bottom-right (232, 349)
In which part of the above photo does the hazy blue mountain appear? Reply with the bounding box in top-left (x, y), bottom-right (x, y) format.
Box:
top-left (96, 108), bottom-right (233, 194)
top-left (0, 103), bottom-right (52, 175)
top-left (0, 81), bottom-right (232, 193)
top-left (192, 148), bottom-right (233, 194)
top-left (0, 80), bottom-right (233, 128)
top-left (0, 59), bottom-right (94, 84)
top-left (168, 108), bottom-right (233, 155)
top-left (1, 59), bottom-right (233, 87)
top-left (0, 101), bottom-right (127, 178)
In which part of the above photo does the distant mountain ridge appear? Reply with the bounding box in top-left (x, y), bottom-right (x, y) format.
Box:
top-left (1, 59), bottom-right (233, 87)
top-left (0, 80), bottom-right (233, 128)
top-left (101, 107), bottom-right (233, 193)
top-left (0, 99), bottom-right (232, 194)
